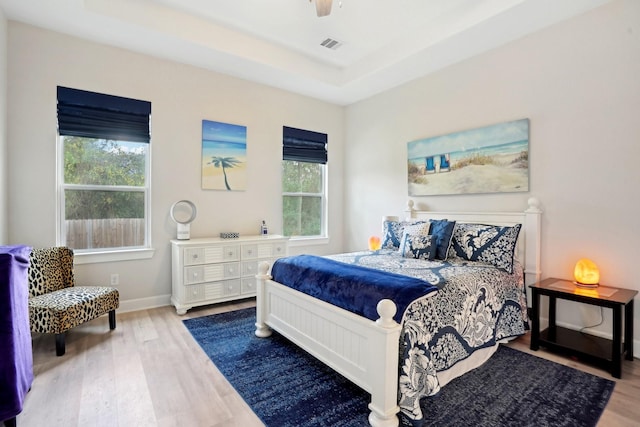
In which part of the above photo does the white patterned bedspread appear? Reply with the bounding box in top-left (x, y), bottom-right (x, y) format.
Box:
top-left (326, 249), bottom-right (528, 425)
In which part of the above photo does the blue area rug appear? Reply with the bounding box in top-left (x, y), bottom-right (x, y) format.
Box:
top-left (183, 308), bottom-right (615, 427)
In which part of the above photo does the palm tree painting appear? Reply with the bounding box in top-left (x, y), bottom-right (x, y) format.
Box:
top-left (202, 120), bottom-right (247, 191)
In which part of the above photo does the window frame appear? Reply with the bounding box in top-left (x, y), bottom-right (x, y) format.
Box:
top-left (281, 159), bottom-right (328, 243)
top-left (56, 136), bottom-right (154, 264)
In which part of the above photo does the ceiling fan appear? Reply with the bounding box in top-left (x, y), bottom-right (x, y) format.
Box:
top-left (310, 0), bottom-right (343, 17)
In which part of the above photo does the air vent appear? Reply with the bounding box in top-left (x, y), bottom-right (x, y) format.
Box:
top-left (320, 38), bottom-right (343, 50)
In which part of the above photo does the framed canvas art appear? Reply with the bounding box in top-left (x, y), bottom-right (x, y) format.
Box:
top-left (407, 119), bottom-right (529, 196)
top-left (202, 120), bottom-right (247, 191)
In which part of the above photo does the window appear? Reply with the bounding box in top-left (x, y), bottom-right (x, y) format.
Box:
top-left (282, 126), bottom-right (327, 238)
top-left (57, 87), bottom-right (151, 254)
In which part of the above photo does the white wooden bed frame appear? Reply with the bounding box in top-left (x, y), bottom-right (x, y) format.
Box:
top-left (255, 198), bottom-right (542, 427)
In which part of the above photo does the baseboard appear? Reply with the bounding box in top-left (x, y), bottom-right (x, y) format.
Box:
top-left (118, 294), bottom-right (172, 313)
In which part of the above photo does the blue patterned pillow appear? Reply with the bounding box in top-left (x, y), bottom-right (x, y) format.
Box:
top-left (381, 219), bottom-right (427, 249)
top-left (429, 219), bottom-right (456, 260)
top-left (400, 233), bottom-right (436, 260)
top-left (398, 222), bottom-right (431, 251)
top-left (449, 223), bottom-right (522, 273)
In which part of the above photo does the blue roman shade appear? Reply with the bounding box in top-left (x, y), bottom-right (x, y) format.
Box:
top-left (283, 126), bottom-right (327, 164)
top-left (57, 86), bottom-right (151, 143)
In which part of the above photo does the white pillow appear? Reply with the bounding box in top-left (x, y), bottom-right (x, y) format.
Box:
top-left (398, 222), bottom-right (431, 254)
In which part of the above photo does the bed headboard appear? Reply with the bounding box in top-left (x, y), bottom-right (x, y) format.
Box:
top-left (401, 198), bottom-right (542, 286)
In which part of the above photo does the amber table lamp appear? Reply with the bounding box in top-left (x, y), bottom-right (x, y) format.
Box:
top-left (574, 258), bottom-right (599, 288)
top-left (368, 236), bottom-right (381, 251)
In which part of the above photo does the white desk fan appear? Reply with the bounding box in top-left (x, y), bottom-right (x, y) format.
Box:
top-left (170, 200), bottom-right (197, 240)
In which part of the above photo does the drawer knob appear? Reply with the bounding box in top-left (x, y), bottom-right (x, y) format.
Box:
top-left (228, 251), bottom-right (233, 256)
top-left (248, 249), bottom-right (252, 254)
top-left (193, 254), bottom-right (198, 259)
top-left (277, 247), bottom-right (281, 252)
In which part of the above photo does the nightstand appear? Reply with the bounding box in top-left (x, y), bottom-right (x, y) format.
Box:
top-left (529, 277), bottom-right (637, 378)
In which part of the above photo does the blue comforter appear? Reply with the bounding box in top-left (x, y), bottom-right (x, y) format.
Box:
top-left (271, 254), bottom-right (438, 323)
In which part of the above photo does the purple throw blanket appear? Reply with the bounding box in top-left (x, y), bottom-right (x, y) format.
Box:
top-left (0, 245), bottom-right (33, 423)
top-left (271, 254), bottom-right (438, 323)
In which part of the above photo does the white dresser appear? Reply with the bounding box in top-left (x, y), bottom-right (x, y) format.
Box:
top-left (170, 235), bottom-right (289, 314)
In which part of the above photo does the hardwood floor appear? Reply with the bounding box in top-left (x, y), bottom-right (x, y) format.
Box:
top-left (16, 300), bottom-right (640, 427)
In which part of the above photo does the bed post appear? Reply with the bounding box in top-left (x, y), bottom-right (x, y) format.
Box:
top-left (404, 199), bottom-right (416, 220)
top-left (524, 197), bottom-right (542, 285)
top-left (368, 299), bottom-right (402, 427)
top-left (255, 261), bottom-right (272, 338)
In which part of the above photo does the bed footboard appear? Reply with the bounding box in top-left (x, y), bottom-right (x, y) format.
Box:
top-left (255, 262), bottom-right (402, 427)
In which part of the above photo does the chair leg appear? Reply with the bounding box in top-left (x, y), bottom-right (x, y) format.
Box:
top-left (55, 333), bottom-right (65, 356)
top-left (109, 310), bottom-right (116, 330)
top-left (3, 417), bottom-right (17, 427)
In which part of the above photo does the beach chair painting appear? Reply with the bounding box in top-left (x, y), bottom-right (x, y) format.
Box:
top-left (407, 118), bottom-right (529, 196)
top-left (425, 156), bottom-right (435, 173)
top-left (439, 154), bottom-right (450, 172)
top-left (425, 154), bottom-right (450, 174)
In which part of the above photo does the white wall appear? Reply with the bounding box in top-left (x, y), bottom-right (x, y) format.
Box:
top-left (7, 23), bottom-right (344, 310)
top-left (345, 0), bottom-right (640, 343)
top-left (0, 9), bottom-right (7, 243)
top-left (5, 1), bottom-right (640, 348)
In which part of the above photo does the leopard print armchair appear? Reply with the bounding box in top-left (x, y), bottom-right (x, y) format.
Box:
top-left (27, 247), bottom-right (119, 356)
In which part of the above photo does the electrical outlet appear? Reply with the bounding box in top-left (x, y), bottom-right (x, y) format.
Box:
top-left (110, 274), bottom-right (119, 285)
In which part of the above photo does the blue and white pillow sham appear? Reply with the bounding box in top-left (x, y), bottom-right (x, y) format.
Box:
top-left (382, 218), bottom-right (456, 261)
top-left (449, 223), bottom-right (522, 273)
top-left (400, 233), bottom-right (437, 260)
top-left (381, 219), bottom-right (427, 249)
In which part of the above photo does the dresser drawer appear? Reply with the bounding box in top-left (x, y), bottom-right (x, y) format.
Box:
top-left (202, 282), bottom-right (223, 300)
top-left (184, 266), bottom-right (206, 284)
top-left (241, 241), bottom-right (286, 259)
top-left (222, 245), bottom-right (240, 262)
top-left (201, 280), bottom-right (240, 299)
top-left (241, 277), bottom-right (257, 294)
top-left (222, 279), bottom-right (241, 297)
top-left (198, 279), bottom-right (240, 300)
top-left (242, 260), bottom-right (259, 277)
top-left (256, 243), bottom-right (274, 258)
top-left (272, 242), bottom-right (287, 258)
top-left (184, 245), bottom-right (239, 265)
top-left (183, 284), bottom-right (204, 303)
top-left (242, 244), bottom-right (258, 259)
top-left (185, 262), bottom-right (240, 284)
top-left (222, 262), bottom-right (240, 278)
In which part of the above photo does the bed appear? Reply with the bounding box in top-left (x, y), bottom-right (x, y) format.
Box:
top-left (254, 199), bottom-right (542, 427)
